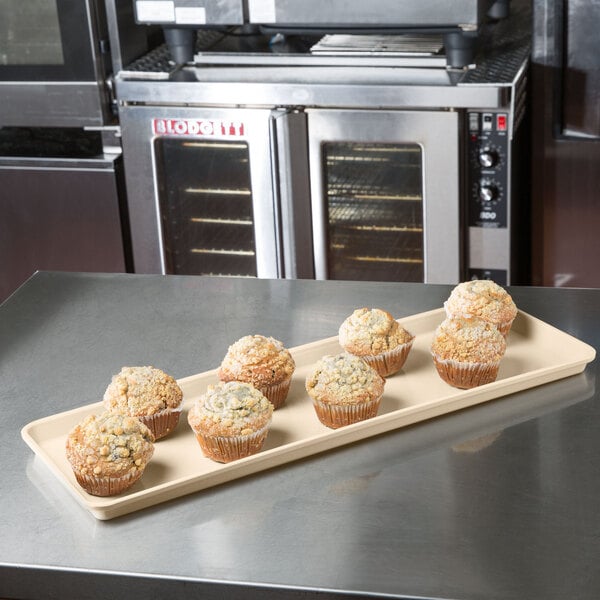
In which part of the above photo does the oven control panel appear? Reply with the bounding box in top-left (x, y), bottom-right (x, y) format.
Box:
top-left (467, 111), bottom-right (509, 229)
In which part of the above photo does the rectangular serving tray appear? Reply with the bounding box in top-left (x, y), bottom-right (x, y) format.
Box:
top-left (21, 308), bottom-right (596, 520)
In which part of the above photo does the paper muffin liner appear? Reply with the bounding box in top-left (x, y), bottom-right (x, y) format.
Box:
top-left (432, 354), bottom-right (501, 389)
top-left (312, 395), bottom-right (382, 429)
top-left (258, 376), bottom-right (292, 410)
top-left (360, 339), bottom-right (414, 378)
top-left (193, 422), bottom-right (271, 463)
top-left (137, 406), bottom-right (181, 440)
top-left (71, 468), bottom-right (144, 497)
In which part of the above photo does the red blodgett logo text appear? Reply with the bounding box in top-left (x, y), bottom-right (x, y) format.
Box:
top-left (152, 118), bottom-right (245, 137)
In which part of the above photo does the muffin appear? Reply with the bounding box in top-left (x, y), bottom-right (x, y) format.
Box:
top-left (218, 335), bottom-right (295, 409)
top-left (187, 381), bottom-right (274, 463)
top-left (103, 366), bottom-right (184, 440)
top-left (305, 352), bottom-right (385, 429)
top-left (338, 307), bottom-right (414, 377)
top-left (444, 280), bottom-right (517, 337)
top-left (65, 412), bottom-right (155, 497)
top-left (430, 316), bottom-right (507, 389)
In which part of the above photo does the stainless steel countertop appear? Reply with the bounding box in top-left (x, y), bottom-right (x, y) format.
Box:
top-left (1, 272), bottom-right (599, 600)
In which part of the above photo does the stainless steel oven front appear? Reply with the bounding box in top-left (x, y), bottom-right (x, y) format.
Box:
top-left (305, 109), bottom-right (459, 283)
top-left (116, 0), bottom-right (530, 285)
top-left (119, 105), bottom-right (283, 277)
top-left (120, 98), bottom-right (527, 284)
top-left (119, 102), bottom-right (461, 283)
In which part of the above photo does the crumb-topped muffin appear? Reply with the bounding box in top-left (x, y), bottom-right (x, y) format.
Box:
top-left (305, 352), bottom-right (385, 429)
top-left (65, 412), bottom-right (155, 496)
top-left (103, 366), bottom-right (183, 440)
top-left (218, 335), bottom-right (295, 409)
top-left (444, 280), bottom-right (517, 337)
top-left (431, 316), bottom-right (507, 389)
top-left (338, 307), bottom-right (414, 377)
top-left (188, 381), bottom-right (274, 463)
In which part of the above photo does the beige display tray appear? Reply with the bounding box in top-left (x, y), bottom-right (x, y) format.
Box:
top-left (22, 308), bottom-right (596, 520)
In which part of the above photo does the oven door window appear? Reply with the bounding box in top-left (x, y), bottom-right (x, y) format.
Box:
top-left (323, 142), bottom-right (424, 282)
top-left (154, 137), bottom-right (258, 277)
top-left (0, 0), bottom-right (96, 80)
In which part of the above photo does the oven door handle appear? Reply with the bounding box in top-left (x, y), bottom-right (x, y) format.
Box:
top-left (270, 109), bottom-right (315, 279)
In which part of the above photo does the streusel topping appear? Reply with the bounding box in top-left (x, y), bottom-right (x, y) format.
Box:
top-left (339, 307), bottom-right (413, 355)
top-left (188, 381), bottom-right (273, 437)
top-left (305, 352), bottom-right (385, 405)
top-left (444, 280), bottom-right (517, 325)
top-left (431, 317), bottom-right (506, 363)
top-left (66, 412), bottom-right (154, 478)
top-left (218, 335), bottom-right (295, 386)
top-left (103, 366), bottom-right (183, 416)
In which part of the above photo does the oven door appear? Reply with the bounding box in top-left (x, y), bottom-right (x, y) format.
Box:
top-left (0, 0), bottom-right (111, 126)
top-left (120, 104), bottom-right (281, 278)
top-left (307, 109), bottom-right (460, 284)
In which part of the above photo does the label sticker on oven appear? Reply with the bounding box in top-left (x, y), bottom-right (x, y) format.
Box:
top-left (135, 1), bottom-right (175, 23)
top-left (248, 0), bottom-right (276, 22)
top-left (152, 118), bottom-right (245, 137)
top-left (175, 7), bottom-right (206, 25)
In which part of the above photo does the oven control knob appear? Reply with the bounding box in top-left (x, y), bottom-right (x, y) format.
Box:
top-left (478, 149), bottom-right (499, 168)
top-left (478, 182), bottom-right (498, 203)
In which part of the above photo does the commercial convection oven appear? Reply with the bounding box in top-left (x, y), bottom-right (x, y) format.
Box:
top-left (115, 0), bottom-right (530, 285)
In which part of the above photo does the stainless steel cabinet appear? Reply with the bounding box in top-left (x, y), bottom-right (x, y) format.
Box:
top-left (0, 153), bottom-right (128, 303)
top-left (120, 104), bottom-right (460, 283)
